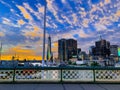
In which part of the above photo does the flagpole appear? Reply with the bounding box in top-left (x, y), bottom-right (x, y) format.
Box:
top-left (42, 0), bottom-right (47, 66)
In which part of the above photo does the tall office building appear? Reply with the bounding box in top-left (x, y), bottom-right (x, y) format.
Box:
top-left (93, 38), bottom-right (111, 58)
top-left (58, 39), bottom-right (77, 62)
top-left (67, 39), bottom-right (77, 59)
top-left (58, 39), bottom-right (67, 62)
top-left (110, 45), bottom-right (118, 56)
top-left (77, 48), bottom-right (81, 54)
top-left (89, 46), bottom-right (95, 56)
top-left (77, 48), bottom-right (81, 60)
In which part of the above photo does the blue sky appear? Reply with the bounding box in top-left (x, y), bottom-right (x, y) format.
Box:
top-left (0, 0), bottom-right (120, 60)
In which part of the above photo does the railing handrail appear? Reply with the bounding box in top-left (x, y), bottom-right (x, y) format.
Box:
top-left (0, 66), bottom-right (120, 83)
top-left (0, 66), bottom-right (120, 70)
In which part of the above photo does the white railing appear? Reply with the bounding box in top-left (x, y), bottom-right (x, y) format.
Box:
top-left (0, 67), bottom-right (120, 83)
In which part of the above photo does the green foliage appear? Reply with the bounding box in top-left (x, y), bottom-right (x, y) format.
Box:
top-left (91, 62), bottom-right (100, 66)
top-left (68, 61), bottom-right (72, 65)
top-left (72, 62), bottom-right (76, 65)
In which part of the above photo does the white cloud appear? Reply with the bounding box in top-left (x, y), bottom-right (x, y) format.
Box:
top-left (94, 24), bottom-right (107, 31)
top-left (24, 3), bottom-right (44, 20)
top-left (61, 14), bottom-right (72, 25)
top-left (104, 0), bottom-right (111, 5)
top-left (61, 0), bottom-right (66, 4)
top-left (0, 0), bottom-right (11, 8)
top-left (46, 0), bottom-right (63, 23)
top-left (118, 24), bottom-right (120, 27)
top-left (82, 19), bottom-right (89, 28)
top-left (2, 17), bottom-right (20, 27)
top-left (79, 30), bottom-right (91, 38)
top-left (72, 13), bottom-right (78, 25)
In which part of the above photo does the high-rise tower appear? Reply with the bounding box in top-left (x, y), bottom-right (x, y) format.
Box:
top-left (93, 37), bottom-right (111, 58)
top-left (46, 35), bottom-right (52, 61)
top-left (58, 38), bottom-right (77, 62)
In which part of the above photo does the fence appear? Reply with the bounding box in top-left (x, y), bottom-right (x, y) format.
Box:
top-left (0, 67), bottom-right (120, 83)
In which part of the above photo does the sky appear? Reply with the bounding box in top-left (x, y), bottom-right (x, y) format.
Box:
top-left (0, 0), bottom-right (120, 60)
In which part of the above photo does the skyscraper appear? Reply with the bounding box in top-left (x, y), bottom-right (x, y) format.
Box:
top-left (58, 39), bottom-right (67, 62)
top-left (77, 48), bottom-right (81, 60)
top-left (93, 38), bottom-right (111, 58)
top-left (67, 39), bottom-right (77, 59)
top-left (46, 35), bottom-right (52, 61)
top-left (58, 39), bottom-right (77, 62)
top-left (110, 45), bottom-right (118, 56)
top-left (89, 46), bottom-right (95, 56)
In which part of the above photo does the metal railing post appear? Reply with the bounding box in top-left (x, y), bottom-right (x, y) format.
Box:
top-left (13, 69), bottom-right (15, 83)
top-left (93, 69), bottom-right (96, 83)
top-left (60, 69), bottom-right (63, 83)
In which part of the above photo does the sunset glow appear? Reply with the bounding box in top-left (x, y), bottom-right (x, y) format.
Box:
top-left (0, 0), bottom-right (120, 60)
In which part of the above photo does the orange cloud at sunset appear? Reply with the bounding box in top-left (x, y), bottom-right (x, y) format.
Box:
top-left (104, 0), bottom-right (111, 4)
top-left (0, 32), bottom-right (5, 37)
top-left (53, 42), bottom-right (58, 47)
top-left (23, 30), bottom-right (42, 39)
top-left (1, 55), bottom-right (42, 61)
top-left (52, 42), bottom-right (58, 57)
top-left (17, 5), bottom-right (32, 20)
top-left (52, 43), bottom-right (58, 52)
top-left (1, 46), bottom-right (42, 60)
top-left (38, 7), bottom-right (44, 13)
top-left (22, 25), bottom-right (43, 39)
top-left (115, 10), bottom-right (120, 17)
top-left (18, 19), bottom-right (25, 25)
top-left (33, 26), bottom-right (39, 31)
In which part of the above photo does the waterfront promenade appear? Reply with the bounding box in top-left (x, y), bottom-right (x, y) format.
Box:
top-left (0, 84), bottom-right (120, 90)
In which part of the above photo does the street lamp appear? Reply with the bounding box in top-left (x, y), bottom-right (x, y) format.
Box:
top-left (42, 0), bottom-right (47, 66)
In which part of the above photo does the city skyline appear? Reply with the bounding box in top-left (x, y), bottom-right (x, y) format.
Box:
top-left (0, 0), bottom-right (120, 60)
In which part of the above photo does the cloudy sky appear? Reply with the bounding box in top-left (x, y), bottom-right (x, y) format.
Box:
top-left (0, 0), bottom-right (120, 60)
